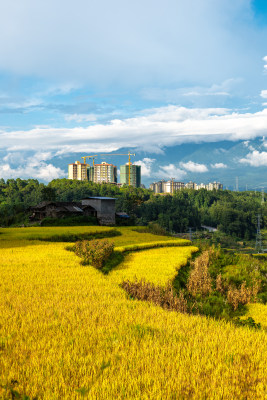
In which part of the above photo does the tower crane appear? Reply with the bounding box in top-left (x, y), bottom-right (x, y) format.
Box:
top-left (100, 151), bottom-right (136, 185)
top-left (81, 155), bottom-right (98, 166)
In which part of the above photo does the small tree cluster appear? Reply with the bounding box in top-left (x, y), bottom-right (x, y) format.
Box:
top-left (121, 279), bottom-right (188, 313)
top-left (74, 239), bottom-right (114, 269)
top-left (227, 281), bottom-right (260, 311)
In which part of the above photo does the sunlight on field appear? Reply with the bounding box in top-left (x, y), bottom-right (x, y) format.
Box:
top-left (246, 303), bottom-right (267, 329)
top-left (0, 227), bottom-right (267, 399)
top-left (0, 226), bottom-right (113, 241)
top-left (0, 226), bottom-right (185, 246)
top-left (113, 227), bottom-right (189, 246)
top-left (112, 246), bottom-right (198, 285)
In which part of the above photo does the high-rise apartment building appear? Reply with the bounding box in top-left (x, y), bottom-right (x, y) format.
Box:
top-left (94, 162), bottom-right (117, 184)
top-left (68, 161), bottom-right (88, 181)
top-left (150, 180), bottom-right (166, 193)
top-left (164, 180), bottom-right (185, 193)
top-left (150, 179), bottom-right (223, 193)
top-left (205, 182), bottom-right (223, 191)
top-left (87, 166), bottom-right (94, 182)
top-left (120, 163), bottom-right (141, 187)
top-left (185, 181), bottom-right (197, 190)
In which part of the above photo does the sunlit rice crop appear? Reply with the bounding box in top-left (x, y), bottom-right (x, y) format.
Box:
top-left (111, 246), bottom-right (198, 285)
top-left (0, 228), bottom-right (266, 399)
top-left (245, 303), bottom-right (267, 329)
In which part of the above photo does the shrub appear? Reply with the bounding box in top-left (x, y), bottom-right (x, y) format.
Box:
top-left (121, 279), bottom-right (188, 314)
top-left (233, 317), bottom-right (261, 329)
top-left (227, 281), bottom-right (260, 311)
top-left (32, 229), bottom-right (121, 242)
top-left (74, 239), bottom-right (114, 269)
top-left (187, 250), bottom-right (213, 297)
top-left (173, 246), bottom-right (265, 324)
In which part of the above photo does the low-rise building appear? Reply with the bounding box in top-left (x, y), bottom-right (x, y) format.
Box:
top-left (30, 201), bottom-right (85, 220)
top-left (30, 197), bottom-right (117, 225)
top-left (81, 197), bottom-right (116, 225)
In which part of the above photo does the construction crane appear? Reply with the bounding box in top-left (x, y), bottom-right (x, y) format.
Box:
top-left (100, 151), bottom-right (136, 185)
top-left (81, 155), bottom-right (98, 166)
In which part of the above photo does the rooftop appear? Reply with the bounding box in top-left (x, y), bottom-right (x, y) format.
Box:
top-left (82, 197), bottom-right (117, 200)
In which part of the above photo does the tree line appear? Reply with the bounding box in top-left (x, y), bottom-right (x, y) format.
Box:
top-left (0, 178), bottom-right (266, 239)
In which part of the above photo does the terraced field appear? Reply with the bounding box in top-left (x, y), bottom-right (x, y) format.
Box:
top-left (0, 226), bottom-right (266, 399)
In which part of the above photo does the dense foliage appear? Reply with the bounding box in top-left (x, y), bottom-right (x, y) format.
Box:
top-left (122, 246), bottom-right (266, 328)
top-left (173, 247), bottom-right (267, 321)
top-left (0, 178), bottom-right (266, 239)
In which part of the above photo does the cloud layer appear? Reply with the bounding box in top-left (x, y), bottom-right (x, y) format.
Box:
top-left (1, 106), bottom-right (267, 155)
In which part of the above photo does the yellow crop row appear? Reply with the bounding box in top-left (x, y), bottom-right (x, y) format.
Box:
top-left (0, 226), bottom-right (113, 241)
top-left (0, 231), bottom-right (266, 399)
top-left (115, 239), bottom-right (191, 253)
top-left (0, 226), bottom-right (183, 246)
top-left (112, 245), bottom-right (198, 285)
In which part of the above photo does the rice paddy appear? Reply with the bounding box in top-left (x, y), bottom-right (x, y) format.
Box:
top-left (0, 226), bottom-right (266, 399)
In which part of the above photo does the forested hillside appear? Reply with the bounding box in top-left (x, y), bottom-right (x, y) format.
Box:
top-left (0, 178), bottom-right (266, 239)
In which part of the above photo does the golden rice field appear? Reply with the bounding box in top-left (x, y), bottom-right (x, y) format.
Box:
top-left (0, 227), bottom-right (267, 399)
top-left (0, 226), bottom-right (113, 241)
top-left (0, 226), bottom-right (186, 245)
top-left (246, 303), bottom-right (267, 329)
top-left (112, 246), bottom-right (198, 285)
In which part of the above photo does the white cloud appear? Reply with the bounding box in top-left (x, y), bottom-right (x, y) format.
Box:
top-left (134, 158), bottom-right (155, 177)
top-left (260, 90), bottom-right (267, 99)
top-left (211, 163), bottom-right (227, 169)
top-left (65, 114), bottom-right (97, 123)
top-left (243, 140), bottom-right (255, 151)
top-left (240, 150), bottom-right (267, 167)
top-left (263, 56), bottom-right (267, 72)
top-left (179, 161), bottom-right (208, 173)
top-left (0, 152), bottom-right (65, 181)
top-left (156, 164), bottom-right (187, 180)
top-left (36, 164), bottom-right (65, 181)
top-left (3, 152), bottom-right (26, 164)
top-left (2, 106), bottom-right (267, 155)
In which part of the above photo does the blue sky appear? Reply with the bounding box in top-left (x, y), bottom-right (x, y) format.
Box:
top-left (0, 0), bottom-right (267, 189)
